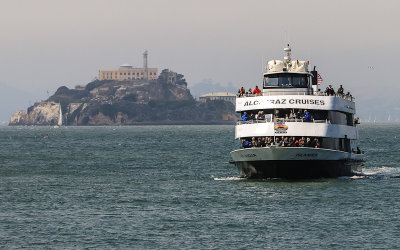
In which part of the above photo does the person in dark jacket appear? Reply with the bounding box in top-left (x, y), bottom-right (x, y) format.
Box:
top-left (249, 113), bottom-right (255, 120)
top-left (297, 109), bottom-right (304, 119)
top-left (337, 85), bottom-right (344, 95)
top-left (327, 85), bottom-right (334, 95)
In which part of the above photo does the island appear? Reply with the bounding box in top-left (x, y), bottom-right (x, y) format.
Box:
top-left (9, 69), bottom-right (237, 126)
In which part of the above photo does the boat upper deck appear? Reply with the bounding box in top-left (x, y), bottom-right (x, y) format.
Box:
top-left (238, 91), bottom-right (355, 102)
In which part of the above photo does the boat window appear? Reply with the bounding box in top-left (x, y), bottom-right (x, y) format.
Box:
top-left (263, 74), bottom-right (308, 88)
top-left (264, 77), bottom-right (278, 86)
top-left (279, 76), bottom-right (291, 86)
top-left (292, 76), bottom-right (308, 87)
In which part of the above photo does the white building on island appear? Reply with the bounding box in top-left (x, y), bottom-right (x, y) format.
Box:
top-left (199, 92), bottom-right (236, 104)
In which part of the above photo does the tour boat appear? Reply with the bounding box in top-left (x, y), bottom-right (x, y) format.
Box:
top-left (230, 45), bottom-right (364, 178)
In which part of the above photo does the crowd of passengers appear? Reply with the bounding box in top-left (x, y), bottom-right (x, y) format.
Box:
top-left (237, 84), bottom-right (352, 98)
top-left (325, 84), bottom-right (352, 97)
top-left (241, 136), bottom-right (363, 153)
top-left (241, 109), bottom-right (313, 122)
top-left (237, 86), bottom-right (262, 97)
top-left (242, 136), bottom-right (320, 148)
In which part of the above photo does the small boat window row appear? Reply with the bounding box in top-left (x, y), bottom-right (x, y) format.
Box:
top-left (263, 73), bottom-right (309, 88)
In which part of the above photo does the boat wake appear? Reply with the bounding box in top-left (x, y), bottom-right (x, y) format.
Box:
top-left (215, 166), bottom-right (400, 181)
top-left (361, 165), bottom-right (400, 178)
top-left (338, 166), bottom-right (400, 180)
top-left (212, 176), bottom-right (246, 181)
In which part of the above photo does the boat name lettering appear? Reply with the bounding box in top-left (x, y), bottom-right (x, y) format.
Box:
top-left (243, 100), bottom-right (260, 106)
top-left (242, 99), bottom-right (325, 107)
top-left (288, 99), bottom-right (325, 105)
top-left (296, 153), bottom-right (318, 157)
top-left (241, 154), bottom-right (257, 158)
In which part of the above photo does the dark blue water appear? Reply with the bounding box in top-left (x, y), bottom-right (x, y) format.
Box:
top-left (0, 124), bottom-right (399, 249)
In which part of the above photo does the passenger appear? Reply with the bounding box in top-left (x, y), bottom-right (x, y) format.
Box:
top-left (282, 137), bottom-right (289, 147)
top-left (274, 109), bottom-right (281, 118)
top-left (249, 113), bottom-right (255, 120)
top-left (273, 137), bottom-right (280, 146)
top-left (297, 109), bottom-right (304, 119)
top-left (325, 87), bottom-right (330, 96)
top-left (256, 137), bottom-right (262, 147)
top-left (240, 87), bottom-right (245, 96)
top-left (337, 85), bottom-right (344, 95)
top-left (253, 85), bottom-right (262, 96)
top-left (346, 92), bottom-right (352, 98)
top-left (304, 137), bottom-right (312, 147)
top-left (248, 88), bottom-right (252, 96)
top-left (304, 110), bottom-right (311, 122)
top-left (238, 88), bottom-right (244, 97)
top-left (285, 114), bottom-right (289, 120)
top-left (314, 138), bottom-right (320, 148)
top-left (252, 138), bottom-right (257, 148)
top-left (294, 137), bottom-right (299, 147)
top-left (260, 137), bottom-right (266, 147)
top-left (288, 137), bottom-right (294, 147)
top-left (243, 139), bottom-right (251, 148)
top-left (328, 85), bottom-right (335, 96)
top-left (354, 117), bottom-right (360, 125)
top-left (299, 137), bottom-right (305, 147)
top-left (265, 137), bottom-right (272, 146)
top-left (289, 112), bottom-right (295, 119)
top-left (258, 110), bottom-right (265, 120)
top-left (241, 112), bottom-right (248, 121)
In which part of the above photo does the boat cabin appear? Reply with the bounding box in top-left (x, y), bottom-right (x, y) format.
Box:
top-left (261, 45), bottom-right (317, 95)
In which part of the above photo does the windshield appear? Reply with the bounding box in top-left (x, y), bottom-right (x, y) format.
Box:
top-left (263, 74), bottom-right (309, 88)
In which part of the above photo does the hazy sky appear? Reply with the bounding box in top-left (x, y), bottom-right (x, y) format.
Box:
top-left (1, 0), bottom-right (399, 120)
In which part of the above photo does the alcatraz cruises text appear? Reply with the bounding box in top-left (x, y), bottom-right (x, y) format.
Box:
top-left (243, 98), bottom-right (326, 107)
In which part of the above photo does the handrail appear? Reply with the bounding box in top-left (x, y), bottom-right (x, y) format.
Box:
top-left (237, 92), bottom-right (355, 102)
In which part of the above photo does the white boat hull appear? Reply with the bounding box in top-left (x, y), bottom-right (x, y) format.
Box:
top-left (230, 147), bottom-right (363, 178)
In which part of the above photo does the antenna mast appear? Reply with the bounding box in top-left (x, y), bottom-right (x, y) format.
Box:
top-left (283, 44), bottom-right (291, 68)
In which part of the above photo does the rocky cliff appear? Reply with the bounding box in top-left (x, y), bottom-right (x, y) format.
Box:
top-left (9, 71), bottom-right (236, 125)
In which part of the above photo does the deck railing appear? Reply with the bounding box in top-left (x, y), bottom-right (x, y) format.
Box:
top-left (237, 92), bottom-right (355, 102)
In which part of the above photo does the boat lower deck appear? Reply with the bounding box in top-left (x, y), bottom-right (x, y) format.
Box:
top-left (230, 147), bottom-right (364, 179)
